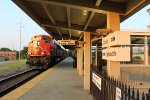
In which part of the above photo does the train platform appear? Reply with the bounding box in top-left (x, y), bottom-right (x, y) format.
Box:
top-left (1, 57), bottom-right (93, 100)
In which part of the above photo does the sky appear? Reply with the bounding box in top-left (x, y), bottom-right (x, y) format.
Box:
top-left (0, 1), bottom-right (150, 50)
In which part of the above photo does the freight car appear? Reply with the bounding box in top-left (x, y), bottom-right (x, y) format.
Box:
top-left (26, 34), bottom-right (66, 69)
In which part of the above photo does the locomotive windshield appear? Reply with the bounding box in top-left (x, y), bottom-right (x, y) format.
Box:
top-left (42, 37), bottom-right (51, 43)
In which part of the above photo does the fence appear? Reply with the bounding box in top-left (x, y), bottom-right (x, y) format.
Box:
top-left (90, 67), bottom-right (150, 100)
top-left (120, 67), bottom-right (150, 93)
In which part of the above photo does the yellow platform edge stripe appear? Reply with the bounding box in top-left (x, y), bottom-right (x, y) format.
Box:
top-left (1, 60), bottom-right (64, 100)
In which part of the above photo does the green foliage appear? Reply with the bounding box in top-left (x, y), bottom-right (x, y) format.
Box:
top-left (132, 56), bottom-right (142, 64)
top-left (0, 60), bottom-right (26, 71)
top-left (133, 56), bottom-right (142, 60)
top-left (92, 51), bottom-right (95, 59)
top-left (67, 49), bottom-right (76, 58)
top-left (13, 50), bottom-right (19, 60)
top-left (72, 50), bottom-right (76, 57)
top-left (0, 47), bottom-right (12, 51)
top-left (20, 46), bottom-right (28, 59)
top-left (67, 50), bottom-right (72, 57)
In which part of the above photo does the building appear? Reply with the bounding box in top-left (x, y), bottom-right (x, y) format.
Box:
top-left (0, 56), bottom-right (5, 62)
top-left (119, 30), bottom-right (150, 66)
top-left (0, 51), bottom-right (16, 60)
top-left (113, 30), bottom-right (150, 93)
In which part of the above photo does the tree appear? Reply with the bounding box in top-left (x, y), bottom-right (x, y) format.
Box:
top-left (13, 50), bottom-right (19, 60)
top-left (20, 46), bottom-right (28, 59)
top-left (0, 47), bottom-right (12, 51)
top-left (67, 50), bottom-right (73, 57)
top-left (67, 49), bottom-right (76, 58)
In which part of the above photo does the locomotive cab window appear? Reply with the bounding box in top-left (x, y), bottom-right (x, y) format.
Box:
top-left (42, 37), bottom-right (51, 43)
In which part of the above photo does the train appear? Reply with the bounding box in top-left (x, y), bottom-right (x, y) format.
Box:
top-left (26, 34), bottom-right (67, 69)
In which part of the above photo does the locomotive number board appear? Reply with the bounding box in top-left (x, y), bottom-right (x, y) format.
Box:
top-left (58, 40), bottom-right (76, 45)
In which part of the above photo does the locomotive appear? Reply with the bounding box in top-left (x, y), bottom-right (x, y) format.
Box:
top-left (26, 34), bottom-right (66, 69)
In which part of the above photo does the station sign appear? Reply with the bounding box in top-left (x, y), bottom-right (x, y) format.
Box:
top-left (92, 73), bottom-right (101, 90)
top-left (102, 31), bottom-right (131, 61)
top-left (116, 87), bottom-right (121, 100)
top-left (102, 47), bottom-right (130, 61)
top-left (102, 31), bottom-right (130, 47)
top-left (58, 40), bottom-right (76, 45)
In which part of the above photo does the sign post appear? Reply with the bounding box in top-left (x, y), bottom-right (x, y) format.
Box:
top-left (102, 31), bottom-right (131, 61)
top-left (102, 31), bottom-right (131, 78)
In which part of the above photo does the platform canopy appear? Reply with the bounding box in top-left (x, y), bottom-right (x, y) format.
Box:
top-left (12, 0), bottom-right (150, 47)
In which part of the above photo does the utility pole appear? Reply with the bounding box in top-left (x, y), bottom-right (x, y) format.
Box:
top-left (147, 8), bottom-right (150, 30)
top-left (19, 19), bottom-right (24, 60)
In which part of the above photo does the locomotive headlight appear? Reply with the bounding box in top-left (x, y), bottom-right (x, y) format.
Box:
top-left (37, 41), bottom-right (40, 46)
top-left (29, 52), bottom-right (32, 55)
top-left (41, 52), bottom-right (44, 55)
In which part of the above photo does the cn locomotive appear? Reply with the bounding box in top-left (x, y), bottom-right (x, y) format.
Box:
top-left (26, 34), bottom-right (66, 69)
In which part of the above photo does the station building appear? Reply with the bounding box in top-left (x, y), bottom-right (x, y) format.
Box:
top-left (0, 51), bottom-right (16, 60)
top-left (120, 30), bottom-right (150, 66)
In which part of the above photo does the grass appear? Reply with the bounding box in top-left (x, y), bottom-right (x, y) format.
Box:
top-left (0, 60), bottom-right (28, 79)
top-left (0, 60), bottom-right (26, 71)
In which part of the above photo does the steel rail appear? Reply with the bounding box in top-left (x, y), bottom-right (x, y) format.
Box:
top-left (0, 68), bottom-right (41, 97)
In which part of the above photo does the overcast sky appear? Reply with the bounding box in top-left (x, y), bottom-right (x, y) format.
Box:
top-left (0, 1), bottom-right (150, 50)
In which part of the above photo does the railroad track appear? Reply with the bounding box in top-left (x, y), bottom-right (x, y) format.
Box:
top-left (0, 69), bottom-right (42, 97)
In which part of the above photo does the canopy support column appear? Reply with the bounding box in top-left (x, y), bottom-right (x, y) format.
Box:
top-left (107, 12), bottom-right (120, 79)
top-left (77, 48), bottom-right (80, 70)
top-left (79, 43), bottom-right (83, 76)
top-left (84, 32), bottom-right (91, 90)
top-left (95, 44), bottom-right (98, 66)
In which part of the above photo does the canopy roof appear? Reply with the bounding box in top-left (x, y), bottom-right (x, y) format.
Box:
top-left (12, 0), bottom-right (150, 48)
